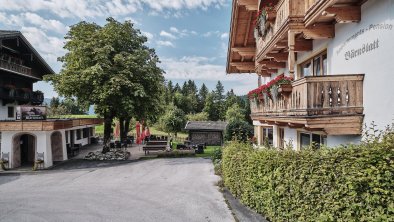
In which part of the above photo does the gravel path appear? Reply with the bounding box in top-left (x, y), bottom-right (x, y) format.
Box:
top-left (0, 158), bottom-right (234, 222)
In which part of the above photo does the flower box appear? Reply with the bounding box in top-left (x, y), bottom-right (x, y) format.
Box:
top-left (278, 84), bottom-right (293, 95)
top-left (266, 9), bottom-right (276, 21)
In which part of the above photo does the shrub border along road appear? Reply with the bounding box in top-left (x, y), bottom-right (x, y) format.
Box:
top-left (221, 137), bottom-right (394, 222)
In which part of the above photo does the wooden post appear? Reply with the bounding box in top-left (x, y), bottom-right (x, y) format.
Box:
top-left (258, 75), bottom-right (262, 87)
top-left (288, 30), bottom-right (296, 79)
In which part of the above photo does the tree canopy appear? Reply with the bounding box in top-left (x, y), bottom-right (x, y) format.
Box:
top-left (46, 17), bottom-right (164, 149)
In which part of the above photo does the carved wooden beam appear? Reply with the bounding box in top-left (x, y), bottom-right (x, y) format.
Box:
top-left (323, 6), bottom-right (361, 23)
top-left (294, 39), bottom-right (313, 51)
top-left (288, 123), bottom-right (305, 128)
top-left (260, 60), bottom-right (286, 68)
top-left (230, 62), bottom-right (255, 71)
top-left (231, 62), bottom-right (255, 67)
top-left (258, 70), bottom-right (271, 77)
top-left (266, 52), bottom-right (288, 62)
top-left (237, 0), bottom-right (258, 11)
top-left (274, 41), bottom-right (288, 49)
top-left (266, 68), bottom-right (278, 73)
top-left (232, 47), bottom-right (256, 57)
top-left (275, 121), bottom-right (288, 126)
top-left (303, 23), bottom-right (335, 39)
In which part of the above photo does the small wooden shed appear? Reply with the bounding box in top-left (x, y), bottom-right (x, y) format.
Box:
top-left (184, 121), bottom-right (228, 146)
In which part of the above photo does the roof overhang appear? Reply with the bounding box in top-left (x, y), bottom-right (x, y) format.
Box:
top-left (0, 31), bottom-right (56, 76)
top-left (226, 0), bottom-right (258, 74)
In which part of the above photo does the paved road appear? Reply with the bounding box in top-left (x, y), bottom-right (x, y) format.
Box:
top-left (0, 158), bottom-right (234, 222)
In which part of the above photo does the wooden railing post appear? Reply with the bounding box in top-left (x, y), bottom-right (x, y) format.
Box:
top-left (288, 30), bottom-right (296, 79)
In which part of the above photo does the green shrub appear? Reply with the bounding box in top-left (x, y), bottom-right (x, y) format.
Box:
top-left (222, 133), bottom-right (394, 222)
top-left (225, 119), bottom-right (253, 142)
top-left (212, 147), bottom-right (222, 162)
top-left (214, 160), bottom-right (222, 176)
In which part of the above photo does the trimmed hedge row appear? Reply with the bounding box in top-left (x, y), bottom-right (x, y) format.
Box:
top-left (222, 136), bottom-right (394, 222)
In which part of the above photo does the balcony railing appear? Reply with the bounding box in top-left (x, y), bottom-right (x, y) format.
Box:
top-left (256, 0), bottom-right (305, 57)
top-left (0, 59), bottom-right (32, 76)
top-left (0, 87), bottom-right (44, 105)
top-left (250, 74), bottom-right (364, 117)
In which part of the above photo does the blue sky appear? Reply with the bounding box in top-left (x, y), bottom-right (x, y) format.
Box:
top-left (0, 0), bottom-right (257, 97)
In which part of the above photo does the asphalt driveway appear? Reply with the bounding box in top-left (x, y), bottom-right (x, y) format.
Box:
top-left (0, 158), bottom-right (234, 222)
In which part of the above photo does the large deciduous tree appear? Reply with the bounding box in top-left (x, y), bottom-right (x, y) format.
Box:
top-left (46, 18), bottom-right (164, 151)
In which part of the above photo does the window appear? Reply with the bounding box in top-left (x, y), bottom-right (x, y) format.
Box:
top-left (278, 128), bottom-right (285, 149)
top-left (83, 128), bottom-right (89, 138)
top-left (300, 51), bottom-right (327, 77)
top-left (76, 129), bottom-right (81, 140)
top-left (7, 107), bottom-right (14, 118)
top-left (299, 132), bottom-right (327, 149)
top-left (261, 127), bottom-right (273, 146)
top-left (65, 131), bottom-right (69, 143)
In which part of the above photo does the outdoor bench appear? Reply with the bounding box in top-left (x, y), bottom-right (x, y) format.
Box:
top-left (142, 145), bottom-right (168, 155)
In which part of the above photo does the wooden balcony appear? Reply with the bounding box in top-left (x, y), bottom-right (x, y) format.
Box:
top-left (0, 118), bottom-right (104, 131)
top-left (0, 59), bottom-right (33, 77)
top-left (255, 0), bottom-right (305, 62)
top-left (0, 87), bottom-right (44, 105)
top-left (250, 74), bottom-right (364, 135)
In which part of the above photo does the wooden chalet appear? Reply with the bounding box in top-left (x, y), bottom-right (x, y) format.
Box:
top-left (0, 30), bottom-right (103, 169)
top-left (227, 0), bottom-right (394, 148)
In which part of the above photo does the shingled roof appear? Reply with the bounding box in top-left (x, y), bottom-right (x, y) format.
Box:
top-left (184, 121), bottom-right (228, 131)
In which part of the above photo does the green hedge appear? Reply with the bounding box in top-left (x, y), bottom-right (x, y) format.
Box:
top-left (222, 136), bottom-right (394, 222)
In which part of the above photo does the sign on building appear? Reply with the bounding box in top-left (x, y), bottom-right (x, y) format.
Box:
top-left (16, 106), bottom-right (47, 120)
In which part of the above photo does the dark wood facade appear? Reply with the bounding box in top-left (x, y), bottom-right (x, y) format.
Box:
top-left (0, 31), bottom-right (54, 106)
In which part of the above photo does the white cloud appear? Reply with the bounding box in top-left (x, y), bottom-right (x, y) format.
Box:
top-left (160, 30), bottom-right (177, 39)
top-left (203, 30), bottom-right (220, 37)
top-left (141, 31), bottom-right (154, 41)
top-left (156, 40), bottom-right (175, 47)
top-left (20, 26), bottom-right (65, 70)
top-left (141, 0), bottom-right (227, 12)
top-left (169, 27), bottom-right (179, 33)
top-left (0, 0), bottom-right (227, 19)
top-left (161, 56), bottom-right (257, 95)
top-left (169, 26), bottom-right (198, 37)
top-left (220, 32), bottom-right (229, 39)
top-left (0, 12), bottom-right (68, 34)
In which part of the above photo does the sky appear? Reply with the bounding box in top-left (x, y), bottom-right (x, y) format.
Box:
top-left (0, 0), bottom-right (257, 98)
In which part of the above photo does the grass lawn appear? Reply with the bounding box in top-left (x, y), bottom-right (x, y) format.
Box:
top-left (149, 126), bottom-right (188, 138)
top-left (196, 146), bottom-right (220, 158)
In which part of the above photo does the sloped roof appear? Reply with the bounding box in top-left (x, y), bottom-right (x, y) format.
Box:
top-left (0, 30), bottom-right (55, 75)
top-left (185, 121), bottom-right (228, 131)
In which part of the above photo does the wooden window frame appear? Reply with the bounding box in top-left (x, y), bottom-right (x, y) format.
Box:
top-left (297, 131), bottom-right (327, 150)
top-left (261, 127), bottom-right (274, 146)
top-left (299, 50), bottom-right (327, 78)
top-left (7, 106), bottom-right (14, 118)
top-left (278, 127), bottom-right (285, 149)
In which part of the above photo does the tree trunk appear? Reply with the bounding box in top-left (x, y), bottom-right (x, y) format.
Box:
top-left (103, 114), bottom-right (113, 153)
top-left (119, 117), bottom-right (125, 142)
top-left (124, 118), bottom-right (130, 140)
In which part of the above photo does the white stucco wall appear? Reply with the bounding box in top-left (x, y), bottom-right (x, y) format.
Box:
top-left (1, 130), bottom-right (69, 169)
top-left (329, 0), bottom-right (394, 131)
top-left (326, 135), bottom-right (361, 147)
top-left (0, 101), bottom-right (18, 121)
